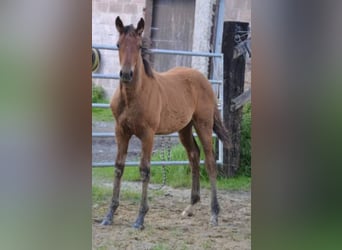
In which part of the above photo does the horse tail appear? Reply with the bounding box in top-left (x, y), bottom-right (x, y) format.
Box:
top-left (213, 107), bottom-right (231, 149)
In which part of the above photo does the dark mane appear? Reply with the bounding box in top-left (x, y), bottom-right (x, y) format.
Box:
top-left (123, 25), bottom-right (154, 78)
top-left (141, 37), bottom-right (154, 78)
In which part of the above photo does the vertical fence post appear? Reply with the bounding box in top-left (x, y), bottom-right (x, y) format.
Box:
top-left (221, 21), bottom-right (249, 177)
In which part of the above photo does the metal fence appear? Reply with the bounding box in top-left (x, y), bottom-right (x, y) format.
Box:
top-left (92, 44), bottom-right (224, 167)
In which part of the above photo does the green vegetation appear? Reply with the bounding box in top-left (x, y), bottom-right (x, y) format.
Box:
top-left (92, 107), bottom-right (113, 122)
top-left (92, 184), bottom-right (111, 204)
top-left (92, 83), bottom-right (106, 103)
top-left (238, 102), bottom-right (251, 176)
top-left (92, 83), bottom-right (114, 122)
top-left (151, 244), bottom-right (171, 250)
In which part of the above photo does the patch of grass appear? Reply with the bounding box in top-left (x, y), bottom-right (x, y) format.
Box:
top-left (92, 185), bottom-right (111, 204)
top-left (92, 83), bottom-right (114, 122)
top-left (92, 83), bottom-right (106, 103)
top-left (123, 167), bottom-right (141, 182)
top-left (92, 107), bottom-right (114, 122)
top-left (121, 189), bottom-right (141, 204)
top-left (217, 175), bottom-right (250, 190)
top-left (151, 243), bottom-right (171, 250)
top-left (92, 165), bottom-right (250, 191)
top-left (92, 167), bottom-right (114, 183)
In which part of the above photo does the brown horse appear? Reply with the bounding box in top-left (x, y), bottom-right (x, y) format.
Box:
top-left (101, 16), bottom-right (230, 229)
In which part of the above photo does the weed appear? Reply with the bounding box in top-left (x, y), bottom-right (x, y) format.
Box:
top-left (121, 189), bottom-right (141, 204)
top-left (92, 83), bottom-right (106, 103)
top-left (92, 84), bottom-right (114, 121)
top-left (92, 185), bottom-right (111, 204)
top-left (238, 102), bottom-right (251, 176)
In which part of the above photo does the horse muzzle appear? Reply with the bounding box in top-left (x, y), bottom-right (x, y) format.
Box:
top-left (119, 70), bottom-right (133, 83)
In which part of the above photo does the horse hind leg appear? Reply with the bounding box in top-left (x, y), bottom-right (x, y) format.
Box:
top-left (178, 122), bottom-right (201, 217)
top-left (193, 120), bottom-right (220, 226)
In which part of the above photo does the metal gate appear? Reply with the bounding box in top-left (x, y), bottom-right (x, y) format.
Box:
top-left (92, 44), bottom-right (224, 167)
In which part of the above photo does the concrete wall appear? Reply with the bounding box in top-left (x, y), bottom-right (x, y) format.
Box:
top-left (92, 0), bottom-right (252, 97)
top-left (92, 0), bottom-right (146, 99)
top-left (191, 0), bottom-right (216, 76)
top-left (192, 0), bottom-right (252, 88)
top-left (224, 0), bottom-right (251, 23)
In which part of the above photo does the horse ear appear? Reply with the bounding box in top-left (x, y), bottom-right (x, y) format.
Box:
top-left (115, 16), bottom-right (124, 34)
top-left (136, 18), bottom-right (144, 36)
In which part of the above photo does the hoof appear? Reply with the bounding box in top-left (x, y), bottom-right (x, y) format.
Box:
top-left (133, 222), bottom-right (145, 230)
top-left (182, 205), bottom-right (194, 217)
top-left (100, 218), bottom-right (113, 226)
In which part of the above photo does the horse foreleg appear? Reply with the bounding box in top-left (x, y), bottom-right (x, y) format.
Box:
top-left (133, 131), bottom-right (154, 229)
top-left (101, 130), bottom-right (130, 225)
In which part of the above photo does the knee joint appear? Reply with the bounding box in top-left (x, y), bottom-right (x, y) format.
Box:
top-left (190, 149), bottom-right (199, 160)
top-left (140, 168), bottom-right (150, 182)
top-left (114, 164), bottom-right (124, 178)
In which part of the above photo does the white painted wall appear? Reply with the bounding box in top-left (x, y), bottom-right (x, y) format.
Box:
top-left (191, 0), bottom-right (216, 76)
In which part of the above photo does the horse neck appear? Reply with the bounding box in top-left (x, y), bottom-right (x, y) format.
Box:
top-left (120, 55), bottom-right (149, 105)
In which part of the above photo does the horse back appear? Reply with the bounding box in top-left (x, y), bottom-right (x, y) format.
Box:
top-left (153, 67), bottom-right (216, 133)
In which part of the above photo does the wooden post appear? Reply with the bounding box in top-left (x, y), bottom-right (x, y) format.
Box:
top-left (221, 21), bottom-right (249, 177)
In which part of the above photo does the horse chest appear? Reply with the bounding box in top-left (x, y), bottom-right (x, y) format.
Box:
top-left (116, 105), bottom-right (159, 135)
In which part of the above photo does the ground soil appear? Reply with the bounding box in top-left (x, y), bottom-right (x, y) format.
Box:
top-left (92, 182), bottom-right (251, 250)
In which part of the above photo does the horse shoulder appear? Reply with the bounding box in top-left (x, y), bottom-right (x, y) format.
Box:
top-left (110, 88), bottom-right (124, 120)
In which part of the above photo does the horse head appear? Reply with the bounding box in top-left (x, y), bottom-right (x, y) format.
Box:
top-left (115, 16), bottom-right (144, 83)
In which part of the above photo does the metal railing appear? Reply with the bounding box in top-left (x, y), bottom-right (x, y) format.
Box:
top-left (92, 44), bottom-right (224, 167)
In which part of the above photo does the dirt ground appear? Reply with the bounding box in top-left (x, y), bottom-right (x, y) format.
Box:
top-left (92, 182), bottom-right (251, 250)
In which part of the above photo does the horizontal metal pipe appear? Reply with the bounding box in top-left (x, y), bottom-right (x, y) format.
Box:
top-left (92, 103), bottom-right (110, 108)
top-left (92, 44), bottom-right (118, 50)
top-left (92, 73), bottom-right (120, 79)
top-left (92, 73), bottom-right (222, 84)
top-left (209, 79), bottom-right (223, 84)
top-left (92, 44), bottom-right (223, 58)
top-left (92, 160), bottom-right (223, 167)
top-left (149, 49), bottom-right (223, 58)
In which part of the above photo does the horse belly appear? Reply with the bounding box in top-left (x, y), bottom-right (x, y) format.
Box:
top-left (156, 111), bottom-right (192, 135)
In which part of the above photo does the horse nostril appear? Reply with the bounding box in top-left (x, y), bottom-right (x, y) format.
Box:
top-left (119, 70), bottom-right (123, 77)
top-left (129, 71), bottom-right (133, 78)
